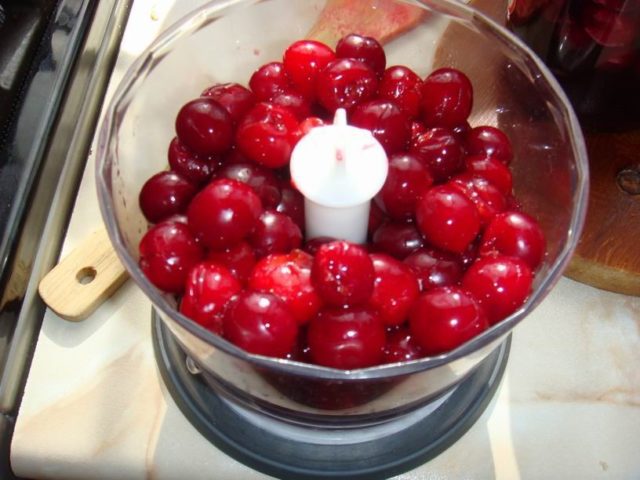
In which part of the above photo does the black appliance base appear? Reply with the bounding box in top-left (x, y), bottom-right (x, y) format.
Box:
top-left (152, 316), bottom-right (510, 480)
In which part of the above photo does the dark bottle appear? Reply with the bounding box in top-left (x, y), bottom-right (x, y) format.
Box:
top-left (507, 0), bottom-right (640, 132)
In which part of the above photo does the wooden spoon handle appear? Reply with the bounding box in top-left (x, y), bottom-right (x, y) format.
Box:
top-left (307, 0), bottom-right (426, 45)
top-left (38, 228), bottom-right (128, 321)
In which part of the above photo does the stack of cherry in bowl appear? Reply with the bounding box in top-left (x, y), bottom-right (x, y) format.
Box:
top-left (136, 32), bottom-right (546, 371)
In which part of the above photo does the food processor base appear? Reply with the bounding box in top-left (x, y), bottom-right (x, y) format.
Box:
top-left (152, 315), bottom-right (510, 480)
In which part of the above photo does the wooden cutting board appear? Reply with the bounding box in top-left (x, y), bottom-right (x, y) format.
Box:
top-left (564, 130), bottom-right (640, 296)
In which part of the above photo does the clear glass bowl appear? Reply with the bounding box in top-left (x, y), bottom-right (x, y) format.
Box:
top-left (96, 0), bottom-right (589, 426)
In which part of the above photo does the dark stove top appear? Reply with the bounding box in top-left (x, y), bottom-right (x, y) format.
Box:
top-left (0, 0), bottom-right (132, 477)
top-left (0, 0), bottom-right (60, 279)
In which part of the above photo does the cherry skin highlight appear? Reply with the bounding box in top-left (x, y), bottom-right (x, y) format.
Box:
top-left (375, 152), bottom-right (433, 221)
top-left (283, 40), bottom-right (336, 99)
top-left (168, 137), bottom-right (216, 186)
top-left (378, 65), bottom-right (423, 119)
top-left (206, 241), bottom-right (257, 284)
top-left (307, 306), bottom-right (386, 369)
top-left (175, 97), bottom-right (234, 156)
top-left (350, 99), bottom-right (411, 155)
top-left (187, 178), bottom-right (262, 250)
top-left (139, 221), bottom-right (203, 294)
top-left (216, 160), bottom-right (282, 209)
top-left (201, 82), bottom-right (256, 124)
top-left (383, 328), bottom-right (423, 363)
top-left (409, 286), bottom-right (488, 355)
top-left (180, 262), bottom-right (242, 335)
top-left (371, 222), bottom-right (424, 259)
top-left (411, 127), bottom-right (464, 183)
top-left (249, 62), bottom-right (291, 101)
top-left (311, 240), bottom-right (375, 307)
top-left (315, 58), bottom-right (378, 112)
top-left (465, 126), bottom-right (514, 165)
top-left (403, 247), bottom-right (464, 292)
top-left (235, 102), bottom-right (300, 168)
top-left (335, 33), bottom-right (386, 77)
top-left (369, 253), bottom-right (420, 326)
top-left (462, 255), bottom-right (533, 324)
top-left (249, 250), bottom-right (323, 325)
top-left (421, 67), bottom-right (473, 129)
top-left (139, 171), bottom-right (197, 224)
top-left (415, 185), bottom-right (481, 254)
top-left (223, 291), bottom-right (298, 358)
top-left (248, 210), bottom-right (303, 258)
top-left (479, 211), bottom-right (546, 270)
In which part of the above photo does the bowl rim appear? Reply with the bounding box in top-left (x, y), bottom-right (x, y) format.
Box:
top-left (96, 0), bottom-right (589, 380)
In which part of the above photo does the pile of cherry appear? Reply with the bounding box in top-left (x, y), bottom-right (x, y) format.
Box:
top-left (138, 34), bottom-right (546, 370)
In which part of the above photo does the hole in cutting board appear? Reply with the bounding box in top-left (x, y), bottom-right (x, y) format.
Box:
top-left (76, 266), bottom-right (97, 285)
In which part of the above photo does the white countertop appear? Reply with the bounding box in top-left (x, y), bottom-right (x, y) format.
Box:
top-left (10, 1), bottom-right (640, 478)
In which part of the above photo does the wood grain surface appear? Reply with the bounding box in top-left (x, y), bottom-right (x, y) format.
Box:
top-left (38, 228), bottom-right (128, 321)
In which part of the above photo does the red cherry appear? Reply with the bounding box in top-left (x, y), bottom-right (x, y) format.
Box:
top-left (409, 286), bottom-right (488, 355)
top-left (275, 184), bottom-right (305, 232)
top-left (249, 250), bottom-right (323, 325)
top-left (410, 127), bottom-right (464, 182)
top-left (283, 40), bottom-right (336, 99)
top-left (303, 236), bottom-right (337, 255)
top-left (350, 99), bottom-right (410, 155)
top-left (449, 173), bottom-right (507, 226)
top-left (187, 178), bottom-right (262, 250)
top-left (167, 137), bottom-right (218, 185)
top-left (216, 160), bottom-right (281, 208)
top-left (452, 121), bottom-right (472, 144)
top-left (223, 291), bottom-right (298, 358)
top-left (410, 120), bottom-right (427, 142)
top-left (315, 58), bottom-right (378, 112)
top-left (369, 253), bottom-right (420, 326)
top-left (415, 184), bottom-right (481, 254)
top-left (236, 102), bottom-right (300, 168)
top-left (462, 255), bottom-right (533, 324)
top-left (248, 210), bottom-right (303, 258)
top-left (139, 221), bottom-right (203, 293)
top-left (270, 91), bottom-right (312, 120)
top-left (403, 247), bottom-right (464, 291)
top-left (335, 33), bottom-right (386, 77)
top-left (371, 222), bottom-right (424, 259)
top-left (421, 68), bottom-right (473, 128)
top-left (307, 306), bottom-right (385, 368)
top-left (383, 328), bottom-right (423, 363)
top-left (378, 65), bottom-right (423, 119)
top-left (465, 126), bottom-right (513, 165)
top-left (460, 238), bottom-right (481, 271)
top-left (249, 62), bottom-right (291, 101)
top-left (168, 137), bottom-right (217, 186)
top-left (139, 171), bottom-right (197, 223)
top-left (175, 97), bottom-right (233, 156)
top-left (375, 152), bottom-right (433, 221)
top-left (201, 82), bottom-right (256, 124)
top-left (179, 262), bottom-right (242, 334)
top-left (206, 241), bottom-right (257, 284)
top-left (464, 154), bottom-right (513, 196)
top-left (479, 211), bottom-right (546, 270)
top-left (311, 240), bottom-right (374, 307)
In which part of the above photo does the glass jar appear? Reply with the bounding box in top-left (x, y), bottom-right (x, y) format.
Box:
top-left (508, 0), bottom-right (640, 132)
